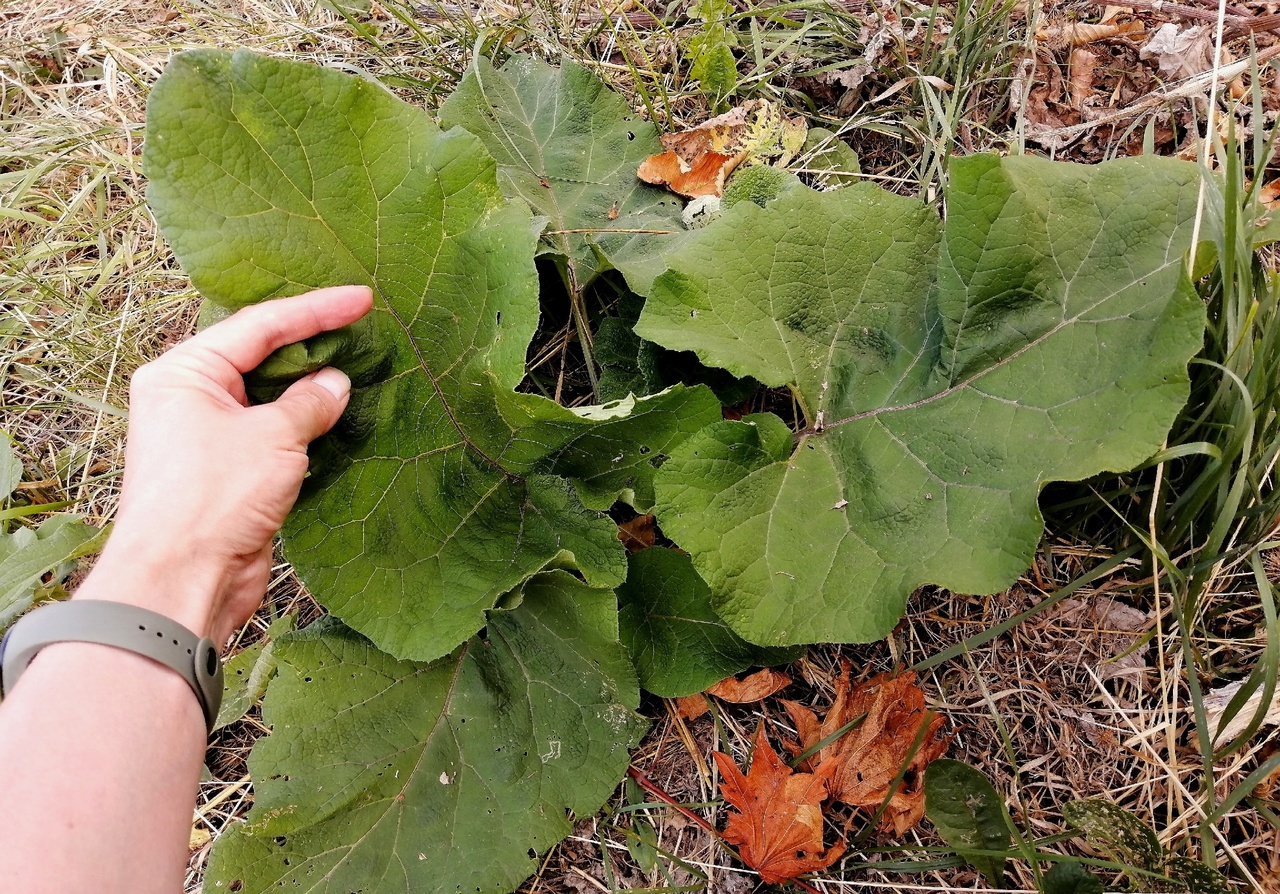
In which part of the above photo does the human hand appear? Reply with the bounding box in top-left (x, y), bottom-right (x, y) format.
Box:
top-left (80, 286), bottom-right (374, 645)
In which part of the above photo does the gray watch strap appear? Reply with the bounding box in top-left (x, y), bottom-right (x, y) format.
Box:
top-left (0, 600), bottom-right (223, 735)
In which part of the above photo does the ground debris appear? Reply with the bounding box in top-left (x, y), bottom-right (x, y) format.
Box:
top-left (1045, 596), bottom-right (1153, 688)
top-left (1140, 22), bottom-right (1216, 80)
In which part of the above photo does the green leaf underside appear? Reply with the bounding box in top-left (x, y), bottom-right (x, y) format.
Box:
top-left (439, 54), bottom-right (684, 288)
top-left (616, 548), bottom-right (802, 697)
top-left (924, 759), bottom-right (1012, 886)
top-left (214, 613), bottom-right (297, 731)
top-left (0, 515), bottom-right (104, 628)
top-left (205, 573), bottom-right (645, 894)
top-left (637, 154), bottom-right (1206, 647)
top-left (801, 127), bottom-right (860, 189)
top-left (145, 49), bottom-right (719, 662)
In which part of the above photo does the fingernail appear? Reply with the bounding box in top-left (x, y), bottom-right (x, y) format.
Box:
top-left (312, 367), bottom-right (351, 400)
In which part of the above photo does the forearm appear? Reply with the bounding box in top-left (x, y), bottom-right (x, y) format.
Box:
top-left (0, 566), bottom-right (207, 894)
top-left (0, 286), bottom-right (369, 892)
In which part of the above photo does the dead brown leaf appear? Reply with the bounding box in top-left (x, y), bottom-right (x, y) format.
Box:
top-left (1261, 178), bottom-right (1280, 208)
top-left (1037, 19), bottom-right (1143, 46)
top-left (675, 694), bottom-right (711, 720)
top-left (1069, 47), bottom-right (1100, 109)
top-left (1140, 23), bottom-right (1214, 80)
top-left (617, 514), bottom-right (655, 552)
top-left (714, 725), bottom-right (845, 884)
top-left (707, 668), bottom-right (792, 703)
top-left (783, 664), bottom-right (948, 837)
top-left (673, 668), bottom-right (792, 720)
top-left (636, 147), bottom-right (745, 198)
top-left (1047, 596), bottom-right (1152, 685)
top-left (1202, 678), bottom-right (1280, 745)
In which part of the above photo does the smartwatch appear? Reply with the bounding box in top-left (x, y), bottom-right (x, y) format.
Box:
top-left (0, 600), bottom-right (224, 735)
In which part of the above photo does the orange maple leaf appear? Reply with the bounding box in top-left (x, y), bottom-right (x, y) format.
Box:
top-left (783, 664), bottom-right (948, 837)
top-left (713, 725), bottom-right (846, 884)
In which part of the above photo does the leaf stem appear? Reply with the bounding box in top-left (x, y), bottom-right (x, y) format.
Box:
top-left (626, 768), bottom-right (718, 835)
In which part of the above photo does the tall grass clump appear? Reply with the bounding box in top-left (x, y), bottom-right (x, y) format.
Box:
top-left (1036, 86), bottom-right (1280, 881)
top-left (1156, 104), bottom-right (1280, 872)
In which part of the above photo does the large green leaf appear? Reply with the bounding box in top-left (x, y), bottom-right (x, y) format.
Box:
top-left (205, 572), bottom-right (645, 894)
top-left (616, 547), bottom-right (801, 697)
top-left (635, 155), bottom-right (1207, 646)
top-left (145, 49), bottom-right (720, 661)
top-left (438, 54), bottom-right (683, 288)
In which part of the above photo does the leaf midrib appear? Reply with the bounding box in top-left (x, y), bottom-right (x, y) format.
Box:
top-left (223, 69), bottom-right (516, 479)
top-left (305, 639), bottom-right (473, 891)
top-left (816, 253), bottom-right (1185, 433)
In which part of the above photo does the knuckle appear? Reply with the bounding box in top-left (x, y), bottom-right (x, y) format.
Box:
top-left (128, 361), bottom-right (164, 393)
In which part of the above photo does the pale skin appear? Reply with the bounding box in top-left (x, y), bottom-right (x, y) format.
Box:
top-left (0, 285), bottom-right (374, 894)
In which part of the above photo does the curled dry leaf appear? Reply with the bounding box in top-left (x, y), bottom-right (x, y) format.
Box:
top-left (1068, 47), bottom-right (1099, 110)
top-left (1202, 678), bottom-right (1280, 746)
top-left (637, 99), bottom-right (806, 198)
top-left (784, 665), bottom-right (948, 836)
top-left (1036, 19), bottom-right (1143, 47)
top-left (707, 668), bottom-right (792, 703)
top-left (1024, 51), bottom-right (1080, 150)
top-left (1259, 178), bottom-right (1280, 209)
top-left (1047, 596), bottom-right (1152, 685)
top-left (808, 16), bottom-right (905, 100)
top-left (714, 726), bottom-right (846, 884)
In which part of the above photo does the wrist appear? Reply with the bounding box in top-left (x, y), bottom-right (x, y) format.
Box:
top-left (78, 530), bottom-right (227, 643)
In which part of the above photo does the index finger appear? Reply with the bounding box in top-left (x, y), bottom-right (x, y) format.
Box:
top-left (178, 285), bottom-right (375, 377)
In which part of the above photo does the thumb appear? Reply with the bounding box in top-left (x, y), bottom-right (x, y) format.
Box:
top-left (268, 367), bottom-right (351, 445)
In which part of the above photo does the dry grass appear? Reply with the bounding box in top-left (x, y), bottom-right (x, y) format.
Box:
top-left (547, 556), bottom-right (1280, 894)
top-left (2, 0), bottom-right (1279, 892)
